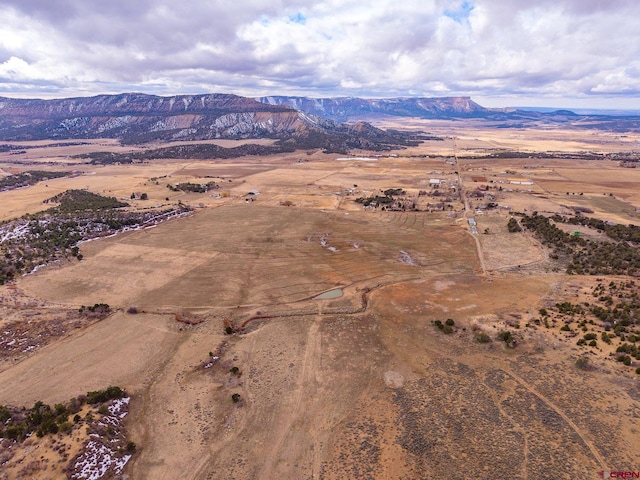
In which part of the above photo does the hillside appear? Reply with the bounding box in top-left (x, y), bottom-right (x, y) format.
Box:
top-left (0, 93), bottom-right (428, 153)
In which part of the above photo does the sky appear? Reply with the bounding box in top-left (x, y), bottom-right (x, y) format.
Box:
top-left (0, 0), bottom-right (639, 109)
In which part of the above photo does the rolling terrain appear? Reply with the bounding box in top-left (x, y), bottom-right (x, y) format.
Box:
top-left (0, 109), bottom-right (638, 479)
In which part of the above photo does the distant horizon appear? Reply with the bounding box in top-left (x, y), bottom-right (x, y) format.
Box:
top-left (2, 91), bottom-right (640, 116)
top-left (511, 106), bottom-right (640, 116)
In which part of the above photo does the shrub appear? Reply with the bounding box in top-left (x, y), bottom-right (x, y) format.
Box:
top-left (575, 357), bottom-right (591, 370)
top-left (231, 393), bottom-right (241, 403)
top-left (474, 332), bottom-right (491, 343)
top-left (4, 424), bottom-right (24, 440)
top-left (0, 405), bottom-right (11, 423)
top-left (445, 318), bottom-right (455, 326)
top-left (59, 421), bottom-right (72, 434)
top-left (497, 331), bottom-right (513, 344)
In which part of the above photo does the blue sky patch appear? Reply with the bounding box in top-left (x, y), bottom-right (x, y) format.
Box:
top-left (444, 1), bottom-right (475, 23)
top-left (288, 12), bottom-right (306, 25)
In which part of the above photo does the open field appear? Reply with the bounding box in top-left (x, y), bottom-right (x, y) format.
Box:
top-left (0, 124), bottom-right (639, 479)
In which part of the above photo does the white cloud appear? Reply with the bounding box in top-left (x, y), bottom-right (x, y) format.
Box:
top-left (0, 0), bottom-right (639, 108)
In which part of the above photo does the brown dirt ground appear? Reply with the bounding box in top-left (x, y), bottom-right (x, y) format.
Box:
top-left (1, 130), bottom-right (639, 479)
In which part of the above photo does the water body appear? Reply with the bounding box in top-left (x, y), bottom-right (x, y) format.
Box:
top-left (314, 288), bottom-right (343, 299)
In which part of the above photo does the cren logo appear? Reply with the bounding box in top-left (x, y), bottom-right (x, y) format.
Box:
top-left (599, 472), bottom-right (640, 479)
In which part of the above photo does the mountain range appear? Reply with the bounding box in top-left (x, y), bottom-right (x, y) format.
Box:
top-left (1, 93), bottom-right (638, 148)
top-left (256, 95), bottom-right (499, 122)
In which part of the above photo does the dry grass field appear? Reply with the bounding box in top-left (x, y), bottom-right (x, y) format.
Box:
top-left (0, 125), bottom-right (639, 479)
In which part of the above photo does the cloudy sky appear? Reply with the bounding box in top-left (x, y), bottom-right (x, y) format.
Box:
top-left (1, 0), bottom-right (639, 109)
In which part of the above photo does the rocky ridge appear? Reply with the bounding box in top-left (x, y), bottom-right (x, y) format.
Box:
top-left (256, 95), bottom-right (502, 121)
top-left (0, 93), bottom-right (337, 143)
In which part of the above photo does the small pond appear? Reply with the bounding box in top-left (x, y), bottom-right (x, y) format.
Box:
top-left (313, 288), bottom-right (343, 300)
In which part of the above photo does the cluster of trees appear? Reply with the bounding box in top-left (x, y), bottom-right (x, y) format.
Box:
top-left (0, 191), bottom-right (192, 284)
top-left (617, 343), bottom-right (640, 363)
top-left (354, 188), bottom-right (418, 210)
top-left (86, 386), bottom-right (124, 404)
top-left (568, 242), bottom-right (640, 276)
top-left (507, 217), bottom-right (522, 233)
top-left (76, 143), bottom-right (297, 164)
top-left (0, 170), bottom-right (70, 192)
top-left (0, 386), bottom-right (125, 441)
top-left (44, 189), bottom-right (128, 212)
top-left (73, 126), bottom-right (425, 164)
top-left (577, 333), bottom-right (598, 347)
top-left (519, 212), bottom-right (640, 276)
top-left (167, 181), bottom-right (219, 193)
top-left (79, 303), bottom-right (111, 318)
top-left (433, 318), bottom-right (456, 334)
top-left (548, 281), bottom-right (640, 369)
top-left (0, 144), bottom-right (27, 153)
top-left (461, 151), bottom-right (604, 160)
top-left (587, 281), bottom-right (640, 332)
top-left (553, 214), bottom-right (640, 243)
top-left (355, 194), bottom-right (395, 207)
top-left (520, 213), bottom-right (584, 255)
top-left (555, 301), bottom-right (584, 315)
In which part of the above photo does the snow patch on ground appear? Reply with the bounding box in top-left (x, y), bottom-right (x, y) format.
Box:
top-left (68, 397), bottom-right (132, 480)
top-left (398, 250), bottom-right (417, 266)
